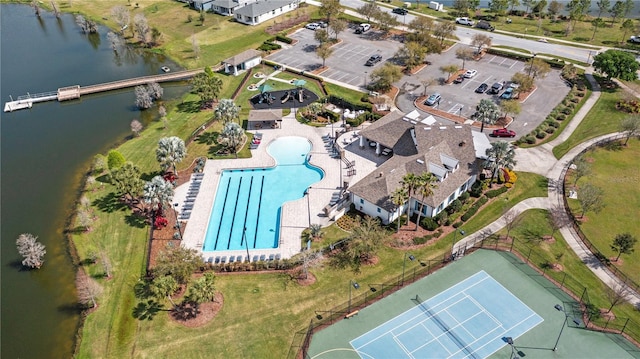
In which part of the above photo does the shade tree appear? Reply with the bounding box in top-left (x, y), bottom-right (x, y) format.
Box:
top-left (484, 141), bottom-right (517, 185)
top-left (111, 161), bottom-right (144, 200)
top-left (316, 43), bottom-right (334, 68)
top-left (475, 99), bottom-right (500, 132)
top-left (76, 269), bottom-right (103, 308)
top-left (619, 115), bottom-right (640, 145)
top-left (213, 99), bottom-right (240, 125)
top-left (153, 245), bottom-right (203, 284)
top-left (577, 183), bottom-right (604, 218)
top-left (610, 232), bottom-right (637, 261)
top-left (217, 122), bottom-right (247, 158)
top-left (593, 50), bottom-right (639, 81)
top-left (190, 67), bottom-right (223, 107)
top-left (142, 175), bottom-right (174, 213)
top-left (369, 63), bottom-right (403, 92)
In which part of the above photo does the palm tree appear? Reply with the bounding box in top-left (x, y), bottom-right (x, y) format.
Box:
top-left (475, 99), bottom-right (500, 133)
top-left (400, 173), bottom-right (421, 224)
top-left (414, 173), bottom-right (438, 231)
top-left (156, 136), bottom-right (187, 176)
top-left (187, 272), bottom-right (216, 313)
top-left (484, 141), bottom-right (517, 186)
top-left (217, 122), bottom-right (246, 158)
top-left (213, 99), bottom-right (240, 125)
top-left (151, 275), bottom-right (179, 308)
top-left (142, 175), bottom-right (174, 213)
top-left (390, 187), bottom-right (408, 232)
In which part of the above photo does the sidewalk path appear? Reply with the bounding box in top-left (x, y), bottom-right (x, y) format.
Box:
top-left (455, 70), bottom-right (640, 307)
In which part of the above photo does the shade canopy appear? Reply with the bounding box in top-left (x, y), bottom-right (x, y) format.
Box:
top-left (258, 83), bottom-right (273, 93)
top-left (293, 79), bottom-right (307, 87)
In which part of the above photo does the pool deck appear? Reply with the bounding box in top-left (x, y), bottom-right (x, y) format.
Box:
top-left (177, 110), bottom-right (388, 262)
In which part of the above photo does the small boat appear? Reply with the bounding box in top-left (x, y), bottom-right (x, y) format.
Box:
top-left (161, 66), bottom-right (170, 73)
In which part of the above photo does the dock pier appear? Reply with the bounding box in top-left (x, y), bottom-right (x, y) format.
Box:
top-left (4, 69), bottom-right (202, 113)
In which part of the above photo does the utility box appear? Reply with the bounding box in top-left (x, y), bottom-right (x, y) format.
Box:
top-left (403, 2), bottom-right (411, 8)
top-left (429, 1), bottom-right (443, 11)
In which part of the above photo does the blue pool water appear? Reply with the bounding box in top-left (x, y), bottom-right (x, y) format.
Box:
top-left (203, 137), bottom-right (323, 251)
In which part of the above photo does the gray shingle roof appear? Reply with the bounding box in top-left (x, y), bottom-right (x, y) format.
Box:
top-left (234, 0), bottom-right (294, 17)
top-left (210, 0), bottom-right (237, 8)
top-left (350, 111), bottom-right (481, 212)
top-left (222, 49), bottom-right (262, 66)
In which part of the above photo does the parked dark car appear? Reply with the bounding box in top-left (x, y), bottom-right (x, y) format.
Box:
top-left (392, 7), bottom-right (408, 15)
top-left (475, 20), bottom-right (495, 31)
top-left (475, 83), bottom-right (488, 93)
top-left (453, 75), bottom-right (465, 84)
top-left (365, 54), bottom-right (382, 66)
top-left (491, 128), bottom-right (516, 137)
top-left (489, 82), bottom-right (504, 94)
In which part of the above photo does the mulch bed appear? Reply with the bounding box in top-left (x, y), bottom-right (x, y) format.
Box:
top-left (168, 292), bottom-right (224, 328)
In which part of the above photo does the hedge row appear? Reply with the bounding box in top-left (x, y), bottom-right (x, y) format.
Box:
top-left (485, 186), bottom-right (508, 198)
top-left (460, 196), bottom-right (489, 222)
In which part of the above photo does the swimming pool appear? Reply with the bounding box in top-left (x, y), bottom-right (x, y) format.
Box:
top-left (203, 137), bottom-right (323, 252)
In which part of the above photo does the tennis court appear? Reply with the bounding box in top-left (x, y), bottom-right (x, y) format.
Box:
top-left (349, 271), bottom-right (542, 359)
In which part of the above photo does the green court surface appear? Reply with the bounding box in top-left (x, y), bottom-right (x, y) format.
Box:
top-left (307, 250), bottom-right (640, 359)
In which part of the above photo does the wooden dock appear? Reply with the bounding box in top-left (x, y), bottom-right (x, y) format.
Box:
top-left (4, 69), bottom-right (203, 112)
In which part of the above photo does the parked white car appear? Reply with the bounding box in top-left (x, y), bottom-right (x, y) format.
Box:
top-left (455, 17), bottom-right (474, 26)
top-left (464, 69), bottom-right (478, 78)
top-left (305, 23), bottom-right (319, 30)
top-left (630, 35), bottom-right (640, 43)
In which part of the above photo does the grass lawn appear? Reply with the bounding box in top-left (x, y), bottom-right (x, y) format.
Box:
top-left (565, 139), bottom-right (640, 285)
top-left (553, 85), bottom-right (629, 159)
top-left (60, 0), bottom-right (318, 69)
top-left (497, 209), bottom-right (640, 342)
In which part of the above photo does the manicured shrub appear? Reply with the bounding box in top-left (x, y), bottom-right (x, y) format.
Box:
top-left (420, 217), bottom-right (439, 231)
top-left (562, 107), bottom-right (572, 115)
top-left (459, 192), bottom-right (470, 202)
top-left (470, 181), bottom-right (484, 198)
top-left (485, 186), bottom-right (508, 198)
top-left (556, 114), bottom-right (566, 121)
top-left (446, 199), bottom-right (463, 214)
top-left (460, 197), bottom-right (488, 221)
top-left (525, 136), bottom-right (536, 144)
top-left (548, 121), bottom-right (560, 128)
top-left (452, 221), bottom-right (463, 228)
top-left (412, 236), bottom-right (428, 245)
top-left (545, 127), bottom-right (555, 134)
top-left (536, 131), bottom-right (547, 139)
top-left (275, 35), bottom-right (293, 44)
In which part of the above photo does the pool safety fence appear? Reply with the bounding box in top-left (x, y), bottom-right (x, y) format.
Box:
top-left (287, 236), bottom-right (640, 359)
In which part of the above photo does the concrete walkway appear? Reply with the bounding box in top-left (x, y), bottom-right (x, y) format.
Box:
top-left (454, 70), bottom-right (640, 307)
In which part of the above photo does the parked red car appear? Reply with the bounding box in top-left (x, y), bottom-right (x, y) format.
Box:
top-left (491, 128), bottom-right (516, 137)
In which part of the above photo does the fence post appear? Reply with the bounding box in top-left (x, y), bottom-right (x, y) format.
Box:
top-left (604, 317), bottom-right (611, 330)
top-left (526, 247), bottom-right (532, 264)
top-left (561, 272), bottom-right (567, 288)
top-left (621, 318), bottom-right (629, 334)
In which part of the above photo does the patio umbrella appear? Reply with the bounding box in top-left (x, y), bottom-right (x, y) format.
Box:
top-left (258, 83), bottom-right (273, 93)
top-left (293, 79), bottom-right (307, 87)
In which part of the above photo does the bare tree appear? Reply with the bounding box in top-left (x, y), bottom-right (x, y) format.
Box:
top-left (131, 119), bottom-right (143, 136)
top-left (421, 78), bottom-right (436, 96)
top-left (548, 205), bottom-right (570, 237)
top-left (605, 283), bottom-right (630, 313)
top-left (329, 18), bottom-right (347, 40)
top-left (16, 233), bottom-right (46, 269)
top-left (146, 82), bottom-right (163, 100)
top-left (502, 208), bottom-right (523, 242)
top-left (134, 13), bottom-right (150, 46)
top-left (32, 0), bottom-right (40, 16)
top-left (135, 86), bottom-right (153, 109)
top-left (100, 250), bottom-right (112, 278)
top-left (471, 33), bottom-right (492, 54)
top-left (76, 209), bottom-right (93, 231)
top-left (301, 250), bottom-right (323, 279)
top-left (572, 154), bottom-right (591, 187)
top-left (191, 34), bottom-right (200, 59)
top-left (107, 32), bottom-right (123, 54)
top-left (578, 183), bottom-right (604, 218)
top-left (111, 5), bottom-right (131, 33)
top-left (51, 0), bottom-right (60, 18)
top-left (316, 43), bottom-right (334, 68)
top-left (76, 270), bottom-right (103, 308)
top-left (455, 47), bottom-right (475, 70)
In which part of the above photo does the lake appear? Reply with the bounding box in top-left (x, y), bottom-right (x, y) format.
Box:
top-left (0, 4), bottom-right (185, 358)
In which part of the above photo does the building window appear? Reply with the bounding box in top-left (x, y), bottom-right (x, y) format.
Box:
top-left (272, 10), bottom-right (276, 14)
top-left (377, 208), bottom-right (381, 213)
top-left (360, 198), bottom-right (364, 204)
top-left (461, 182), bottom-right (468, 192)
top-left (448, 193), bottom-right (455, 204)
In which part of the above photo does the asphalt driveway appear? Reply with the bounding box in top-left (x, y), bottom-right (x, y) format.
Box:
top-left (267, 26), bottom-right (403, 88)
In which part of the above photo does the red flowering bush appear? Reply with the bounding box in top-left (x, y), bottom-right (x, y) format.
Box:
top-left (154, 216), bottom-right (168, 229)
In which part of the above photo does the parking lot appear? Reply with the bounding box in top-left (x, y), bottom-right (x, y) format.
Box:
top-left (268, 27), bottom-right (570, 140)
top-left (266, 25), bottom-right (402, 88)
top-left (395, 44), bottom-right (571, 138)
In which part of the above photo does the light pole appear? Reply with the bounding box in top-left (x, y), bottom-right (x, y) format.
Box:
top-left (348, 280), bottom-right (360, 313)
top-left (451, 229), bottom-right (465, 260)
top-left (505, 337), bottom-right (523, 359)
top-left (553, 304), bottom-right (582, 351)
top-left (173, 203), bottom-right (183, 240)
top-left (528, 53), bottom-right (537, 78)
top-left (304, 187), bottom-right (311, 228)
top-left (364, 71), bottom-right (368, 89)
top-left (402, 252), bottom-right (415, 285)
top-left (243, 226), bottom-right (250, 262)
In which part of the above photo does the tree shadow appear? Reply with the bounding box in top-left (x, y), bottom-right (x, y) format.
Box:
top-left (67, 226), bottom-right (89, 235)
top-left (171, 301), bottom-right (201, 321)
top-left (6, 259), bottom-right (26, 271)
top-left (537, 176), bottom-right (549, 190)
top-left (125, 212), bottom-right (148, 229)
top-left (57, 302), bottom-right (84, 316)
top-left (132, 300), bottom-right (163, 321)
top-left (141, 171), bottom-right (162, 182)
top-left (133, 279), bottom-right (154, 299)
top-left (196, 131), bottom-right (217, 145)
top-left (93, 192), bottom-right (128, 213)
top-left (95, 174), bottom-right (111, 184)
top-left (522, 228), bottom-right (544, 242)
top-left (176, 100), bottom-right (202, 114)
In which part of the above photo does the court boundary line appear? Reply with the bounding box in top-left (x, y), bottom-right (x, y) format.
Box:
top-left (350, 271), bottom-right (544, 359)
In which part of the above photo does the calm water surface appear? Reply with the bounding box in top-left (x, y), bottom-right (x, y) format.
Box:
top-left (1, 5), bottom-right (185, 358)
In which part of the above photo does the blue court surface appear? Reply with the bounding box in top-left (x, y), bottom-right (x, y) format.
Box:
top-left (350, 271), bottom-right (543, 359)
